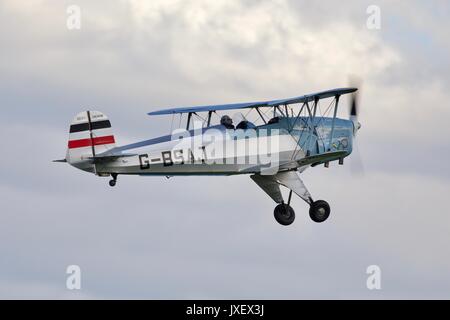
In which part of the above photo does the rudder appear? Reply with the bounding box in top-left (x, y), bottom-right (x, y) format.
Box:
top-left (66, 111), bottom-right (116, 173)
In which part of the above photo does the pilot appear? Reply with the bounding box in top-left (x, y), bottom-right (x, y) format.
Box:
top-left (220, 115), bottom-right (234, 129)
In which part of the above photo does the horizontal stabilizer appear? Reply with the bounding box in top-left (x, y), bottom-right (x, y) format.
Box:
top-left (52, 159), bottom-right (67, 163)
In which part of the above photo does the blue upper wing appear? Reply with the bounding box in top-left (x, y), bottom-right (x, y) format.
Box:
top-left (147, 88), bottom-right (357, 116)
top-left (147, 101), bottom-right (266, 116)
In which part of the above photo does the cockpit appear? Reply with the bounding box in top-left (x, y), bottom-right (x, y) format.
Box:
top-left (219, 113), bottom-right (256, 130)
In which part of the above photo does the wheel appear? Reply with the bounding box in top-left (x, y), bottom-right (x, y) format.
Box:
top-left (309, 200), bottom-right (330, 223)
top-left (109, 179), bottom-right (116, 187)
top-left (274, 203), bottom-right (295, 226)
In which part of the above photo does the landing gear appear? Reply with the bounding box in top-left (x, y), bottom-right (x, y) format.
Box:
top-left (273, 190), bottom-right (295, 226)
top-left (274, 203), bottom-right (295, 226)
top-left (250, 172), bottom-right (331, 226)
top-left (109, 173), bottom-right (118, 187)
top-left (309, 200), bottom-right (330, 223)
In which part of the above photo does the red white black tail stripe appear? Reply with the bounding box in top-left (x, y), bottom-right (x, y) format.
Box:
top-left (68, 135), bottom-right (116, 149)
top-left (66, 111), bottom-right (116, 167)
top-left (69, 119), bottom-right (111, 133)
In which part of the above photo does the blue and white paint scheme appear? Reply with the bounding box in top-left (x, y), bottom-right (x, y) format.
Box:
top-left (55, 87), bottom-right (361, 226)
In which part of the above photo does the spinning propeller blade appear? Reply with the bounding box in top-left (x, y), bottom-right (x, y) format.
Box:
top-left (349, 77), bottom-right (364, 175)
top-left (349, 86), bottom-right (361, 137)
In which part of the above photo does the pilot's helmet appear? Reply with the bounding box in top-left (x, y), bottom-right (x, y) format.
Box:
top-left (233, 112), bottom-right (249, 130)
top-left (220, 115), bottom-right (233, 128)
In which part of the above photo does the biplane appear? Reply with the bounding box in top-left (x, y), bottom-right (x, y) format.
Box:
top-left (55, 87), bottom-right (361, 226)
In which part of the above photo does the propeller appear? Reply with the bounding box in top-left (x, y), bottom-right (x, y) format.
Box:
top-left (348, 78), bottom-right (364, 175)
top-left (350, 86), bottom-right (361, 137)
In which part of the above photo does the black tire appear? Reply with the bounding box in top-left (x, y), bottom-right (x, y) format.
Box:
top-left (274, 204), bottom-right (295, 226)
top-left (109, 179), bottom-right (116, 187)
top-left (309, 200), bottom-right (330, 223)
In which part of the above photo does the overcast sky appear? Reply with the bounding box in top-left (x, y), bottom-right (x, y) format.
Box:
top-left (0, 0), bottom-right (449, 299)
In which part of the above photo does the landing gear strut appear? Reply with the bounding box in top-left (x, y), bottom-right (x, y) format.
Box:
top-left (274, 190), bottom-right (295, 226)
top-left (109, 173), bottom-right (118, 187)
top-left (251, 172), bottom-right (331, 226)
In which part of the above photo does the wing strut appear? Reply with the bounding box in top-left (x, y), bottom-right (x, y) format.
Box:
top-left (327, 95), bottom-right (340, 151)
top-left (255, 107), bottom-right (267, 124)
top-left (186, 112), bottom-right (192, 130)
top-left (206, 111), bottom-right (213, 127)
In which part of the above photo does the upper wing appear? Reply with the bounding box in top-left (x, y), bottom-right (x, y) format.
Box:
top-left (148, 101), bottom-right (266, 116)
top-left (148, 88), bottom-right (357, 116)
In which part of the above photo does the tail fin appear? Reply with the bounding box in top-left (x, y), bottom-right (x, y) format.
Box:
top-left (66, 111), bottom-right (116, 173)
